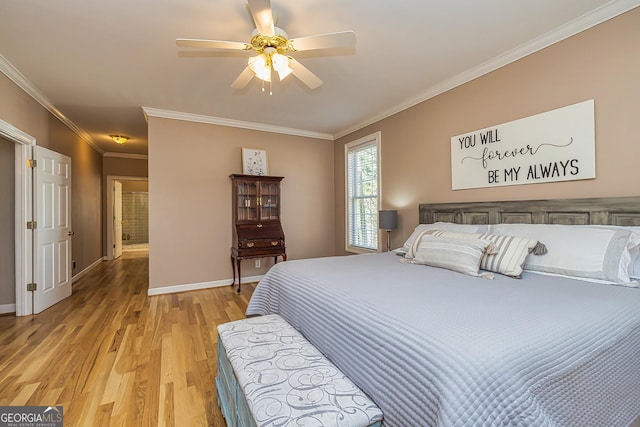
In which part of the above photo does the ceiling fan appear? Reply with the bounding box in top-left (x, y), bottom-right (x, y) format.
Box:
top-left (176, 0), bottom-right (355, 92)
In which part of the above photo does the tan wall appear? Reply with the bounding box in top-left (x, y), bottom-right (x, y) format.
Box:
top-left (103, 156), bottom-right (149, 177)
top-left (47, 117), bottom-right (103, 275)
top-left (147, 117), bottom-right (334, 290)
top-left (0, 74), bottom-right (103, 293)
top-left (102, 156), bottom-right (148, 255)
top-left (122, 180), bottom-right (148, 192)
top-left (0, 74), bottom-right (49, 143)
top-left (335, 8), bottom-right (640, 254)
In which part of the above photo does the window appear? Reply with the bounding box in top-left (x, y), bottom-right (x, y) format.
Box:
top-left (345, 132), bottom-right (381, 253)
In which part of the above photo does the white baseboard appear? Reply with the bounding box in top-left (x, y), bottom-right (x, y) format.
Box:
top-left (0, 304), bottom-right (16, 315)
top-left (147, 275), bottom-right (264, 296)
top-left (72, 257), bottom-right (103, 283)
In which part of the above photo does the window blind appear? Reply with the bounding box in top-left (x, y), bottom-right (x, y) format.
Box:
top-left (346, 136), bottom-right (379, 251)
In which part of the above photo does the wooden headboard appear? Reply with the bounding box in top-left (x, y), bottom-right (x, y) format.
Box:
top-left (419, 196), bottom-right (640, 226)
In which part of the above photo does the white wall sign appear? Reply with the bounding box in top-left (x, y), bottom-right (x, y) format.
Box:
top-left (450, 100), bottom-right (595, 190)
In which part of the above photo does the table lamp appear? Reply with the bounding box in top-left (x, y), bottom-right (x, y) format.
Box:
top-left (379, 210), bottom-right (398, 252)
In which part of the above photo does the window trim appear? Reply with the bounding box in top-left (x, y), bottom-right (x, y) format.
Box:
top-left (344, 131), bottom-right (381, 254)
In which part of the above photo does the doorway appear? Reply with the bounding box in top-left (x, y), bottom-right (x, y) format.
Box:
top-left (0, 135), bottom-right (16, 314)
top-left (1, 118), bottom-right (33, 316)
top-left (106, 176), bottom-right (148, 260)
top-left (121, 183), bottom-right (149, 252)
top-left (1, 119), bottom-right (73, 316)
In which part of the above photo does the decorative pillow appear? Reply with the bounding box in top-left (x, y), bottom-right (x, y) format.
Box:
top-left (400, 222), bottom-right (489, 254)
top-left (426, 230), bottom-right (543, 278)
top-left (489, 223), bottom-right (640, 287)
top-left (410, 235), bottom-right (495, 279)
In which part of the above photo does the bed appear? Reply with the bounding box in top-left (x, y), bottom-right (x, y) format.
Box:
top-left (246, 197), bottom-right (640, 427)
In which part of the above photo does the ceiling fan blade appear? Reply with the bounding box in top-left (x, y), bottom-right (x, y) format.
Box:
top-left (290, 31), bottom-right (356, 51)
top-left (231, 66), bottom-right (255, 89)
top-left (288, 58), bottom-right (322, 89)
top-left (247, 0), bottom-right (275, 36)
top-left (176, 38), bottom-right (249, 50)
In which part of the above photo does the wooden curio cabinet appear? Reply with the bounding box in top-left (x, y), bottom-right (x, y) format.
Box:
top-left (230, 174), bottom-right (286, 292)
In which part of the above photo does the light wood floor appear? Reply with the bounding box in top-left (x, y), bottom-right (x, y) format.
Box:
top-left (0, 251), bottom-right (254, 426)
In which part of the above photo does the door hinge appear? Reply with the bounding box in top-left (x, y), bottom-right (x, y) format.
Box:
top-left (26, 159), bottom-right (37, 168)
top-left (26, 221), bottom-right (37, 230)
top-left (27, 283), bottom-right (37, 291)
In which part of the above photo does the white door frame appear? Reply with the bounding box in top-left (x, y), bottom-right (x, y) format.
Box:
top-left (113, 180), bottom-right (123, 259)
top-left (106, 175), bottom-right (148, 260)
top-left (0, 118), bottom-right (35, 316)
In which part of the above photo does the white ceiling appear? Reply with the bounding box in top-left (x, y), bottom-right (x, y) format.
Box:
top-left (0, 0), bottom-right (637, 155)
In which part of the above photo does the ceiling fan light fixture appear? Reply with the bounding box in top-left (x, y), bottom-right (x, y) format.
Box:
top-left (110, 135), bottom-right (129, 144)
top-left (276, 66), bottom-right (292, 81)
top-left (177, 1), bottom-right (354, 92)
top-left (248, 54), bottom-right (271, 82)
top-left (272, 53), bottom-right (292, 80)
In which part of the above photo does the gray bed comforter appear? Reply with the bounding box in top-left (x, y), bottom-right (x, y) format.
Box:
top-left (246, 252), bottom-right (640, 427)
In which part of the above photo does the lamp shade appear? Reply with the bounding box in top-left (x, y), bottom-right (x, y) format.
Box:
top-left (272, 53), bottom-right (293, 80)
top-left (379, 210), bottom-right (398, 230)
top-left (248, 54), bottom-right (271, 82)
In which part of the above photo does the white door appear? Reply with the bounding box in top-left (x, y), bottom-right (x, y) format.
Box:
top-left (34, 146), bottom-right (72, 314)
top-left (113, 180), bottom-right (123, 259)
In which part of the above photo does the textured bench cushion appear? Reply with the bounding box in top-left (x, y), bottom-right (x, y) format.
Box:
top-left (217, 314), bottom-right (383, 427)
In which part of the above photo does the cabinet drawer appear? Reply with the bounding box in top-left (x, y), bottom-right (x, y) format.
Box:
top-left (235, 223), bottom-right (284, 244)
top-left (236, 223), bottom-right (282, 234)
top-left (239, 239), bottom-right (284, 249)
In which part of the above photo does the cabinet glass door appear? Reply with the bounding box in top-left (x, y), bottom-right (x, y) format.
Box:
top-left (260, 182), bottom-right (280, 220)
top-left (237, 181), bottom-right (258, 221)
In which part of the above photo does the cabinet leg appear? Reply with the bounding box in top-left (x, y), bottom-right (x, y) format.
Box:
top-left (236, 258), bottom-right (242, 293)
top-left (230, 255), bottom-right (236, 287)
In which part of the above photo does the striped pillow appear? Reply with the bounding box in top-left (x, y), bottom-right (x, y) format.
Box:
top-left (426, 230), bottom-right (541, 278)
top-left (412, 235), bottom-right (495, 279)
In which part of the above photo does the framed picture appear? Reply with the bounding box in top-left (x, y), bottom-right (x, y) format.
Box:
top-left (242, 148), bottom-right (268, 176)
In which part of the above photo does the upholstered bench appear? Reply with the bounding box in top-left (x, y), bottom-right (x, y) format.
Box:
top-left (216, 314), bottom-right (383, 427)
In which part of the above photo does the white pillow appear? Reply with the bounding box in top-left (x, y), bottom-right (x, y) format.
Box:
top-left (411, 235), bottom-right (495, 279)
top-left (583, 225), bottom-right (640, 280)
top-left (629, 226), bottom-right (640, 279)
top-left (601, 225), bottom-right (640, 279)
top-left (401, 222), bottom-right (489, 253)
top-left (489, 223), bottom-right (640, 287)
top-left (426, 230), bottom-right (542, 278)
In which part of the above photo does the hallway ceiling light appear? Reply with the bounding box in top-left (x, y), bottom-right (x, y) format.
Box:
top-left (110, 135), bottom-right (129, 144)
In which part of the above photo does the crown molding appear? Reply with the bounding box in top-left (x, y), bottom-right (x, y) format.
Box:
top-left (103, 152), bottom-right (148, 160)
top-left (0, 118), bottom-right (36, 146)
top-left (0, 54), bottom-right (105, 155)
top-left (334, 0), bottom-right (640, 139)
top-left (142, 107), bottom-right (333, 141)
